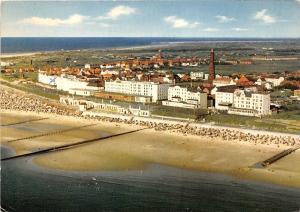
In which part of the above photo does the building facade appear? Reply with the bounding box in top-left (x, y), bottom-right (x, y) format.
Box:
top-left (255, 78), bottom-right (273, 90)
top-left (105, 79), bottom-right (171, 102)
top-left (213, 77), bottom-right (236, 87)
top-left (56, 74), bottom-right (101, 95)
top-left (228, 89), bottom-right (271, 116)
top-left (190, 71), bottom-right (204, 80)
top-left (162, 86), bottom-right (207, 109)
top-left (215, 86), bottom-right (271, 116)
top-left (38, 71), bottom-right (57, 86)
top-left (215, 89), bottom-right (234, 110)
top-left (60, 96), bottom-right (150, 117)
top-left (265, 77), bottom-right (284, 87)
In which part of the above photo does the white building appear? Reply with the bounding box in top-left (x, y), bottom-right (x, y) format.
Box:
top-left (105, 79), bottom-right (171, 102)
top-left (100, 70), bottom-right (120, 76)
top-left (38, 71), bottom-right (58, 86)
top-left (163, 77), bottom-right (174, 83)
top-left (215, 85), bottom-right (271, 117)
top-left (255, 78), bottom-right (273, 90)
top-left (60, 96), bottom-right (150, 117)
top-left (68, 88), bottom-right (99, 96)
top-left (162, 86), bottom-right (207, 109)
top-left (228, 89), bottom-right (271, 116)
top-left (56, 74), bottom-right (101, 96)
top-left (190, 71), bottom-right (204, 80)
top-left (265, 77), bottom-right (284, 87)
top-left (181, 62), bottom-right (190, 67)
top-left (215, 87), bottom-right (235, 111)
top-left (204, 74), bottom-right (209, 80)
top-left (213, 77), bottom-right (236, 87)
top-left (100, 64), bottom-right (115, 69)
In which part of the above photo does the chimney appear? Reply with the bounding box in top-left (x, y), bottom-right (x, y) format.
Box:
top-left (209, 49), bottom-right (215, 81)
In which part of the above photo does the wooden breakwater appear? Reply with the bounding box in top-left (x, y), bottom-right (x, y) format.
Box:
top-left (261, 146), bottom-right (300, 167)
top-left (1, 127), bottom-right (149, 161)
top-left (0, 117), bottom-right (49, 127)
top-left (6, 123), bottom-right (98, 143)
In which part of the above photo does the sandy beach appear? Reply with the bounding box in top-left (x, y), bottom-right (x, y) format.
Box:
top-left (1, 52), bottom-right (40, 58)
top-left (1, 83), bottom-right (300, 188)
top-left (0, 43), bottom-right (171, 59)
top-left (1, 110), bottom-right (300, 188)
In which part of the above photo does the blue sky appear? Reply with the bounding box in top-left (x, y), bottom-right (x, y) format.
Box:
top-left (2, 0), bottom-right (300, 37)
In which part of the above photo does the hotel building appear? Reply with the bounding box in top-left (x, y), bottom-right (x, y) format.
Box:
top-left (104, 79), bottom-right (172, 102)
top-left (215, 85), bottom-right (271, 117)
top-left (162, 86), bottom-right (207, 109)
top-left (56, 74), bottom-right (102, 96)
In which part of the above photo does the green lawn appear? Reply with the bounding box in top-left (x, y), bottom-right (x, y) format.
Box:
top-left (205, 111), bottom-right (300, 133)
top-left (152, 105), bottom-right (207, 119)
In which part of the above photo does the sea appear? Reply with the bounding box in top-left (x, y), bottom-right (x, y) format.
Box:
top-left (1, 146), bottom-right (300, 212)
top-left (1, 37), bottom-right (298, 54)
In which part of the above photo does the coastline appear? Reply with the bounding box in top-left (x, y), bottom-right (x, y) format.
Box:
top-left (1, 52), bottom-right (40, 58)
top-left (1, 110), bottom-right (300, 188)
top-left (1, 38), bottom-right (298, 59)
top-left (0, 43), bottom-right (175, 58)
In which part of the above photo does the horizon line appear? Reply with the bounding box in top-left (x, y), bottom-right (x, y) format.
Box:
top-left (2, 36), bottom-right (300, 39)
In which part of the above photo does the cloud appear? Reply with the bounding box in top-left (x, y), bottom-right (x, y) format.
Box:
top-left (296, 0), bottom-right (300, 3)
top-left (232, 27), bottom-right (248, 32)
top-left (204, 28), bottom-right (219, 32)
top-left (164, 16), bottom-right (199, 28)
top-left (19, 14), bottom-right (89, 26)
top-left (97, 5), bottom-right (136, 20)
top-left (86, 22), bottom-right (111, 27)
top-left (254, 9), bottom-right (276, 24)
top-left (19, 6), bottom-right (136, 28)
top-left (215, 15), bottom-right (235, 23)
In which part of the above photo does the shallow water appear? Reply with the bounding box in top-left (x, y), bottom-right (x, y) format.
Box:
top-left (1, 146), bottom-right (300, 212)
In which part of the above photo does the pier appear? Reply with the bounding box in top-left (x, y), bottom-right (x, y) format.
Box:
top-left (1, 127), bottom-right (149, 161)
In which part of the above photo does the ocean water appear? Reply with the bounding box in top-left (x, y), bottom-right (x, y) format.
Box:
top-left (1, 37), bottom-right (296, 54)
top-left (1, 146), bottom-right (300, 212)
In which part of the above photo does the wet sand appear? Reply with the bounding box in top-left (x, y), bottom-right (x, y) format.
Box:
top-left (1, 111), bottom-right (300, 188)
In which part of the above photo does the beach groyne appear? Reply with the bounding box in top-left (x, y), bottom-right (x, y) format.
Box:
top-left (5, 123), bottom-right (97, 143)
top-left (0, 117), bottom-right (49, 127)
top-left (1, 127), bottom-right (149, 161)
top-left (261, 146), bottom-right (300, 167)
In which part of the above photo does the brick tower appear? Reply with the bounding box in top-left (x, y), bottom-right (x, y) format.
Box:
top-left (209, 49), bottom-right (215, 81)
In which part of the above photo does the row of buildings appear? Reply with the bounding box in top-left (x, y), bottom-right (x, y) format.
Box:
top-left (38, 70), bottom-right (274, 117)
top-left (37, 49), bottom-right (291, 117)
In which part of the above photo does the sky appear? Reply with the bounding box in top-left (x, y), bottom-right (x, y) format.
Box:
top-left (2, 0), bottom-right (300, 37)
